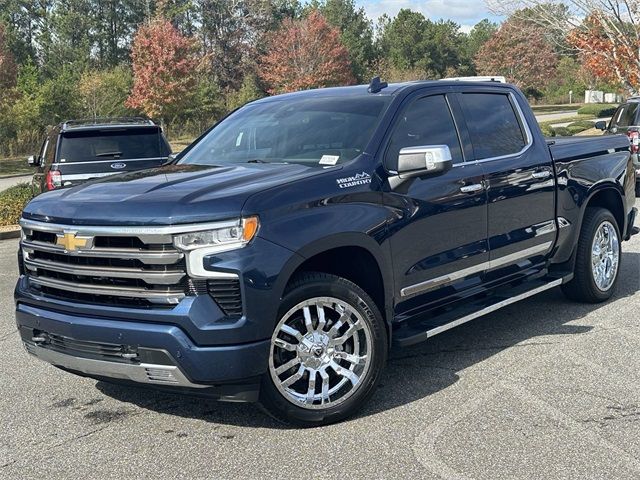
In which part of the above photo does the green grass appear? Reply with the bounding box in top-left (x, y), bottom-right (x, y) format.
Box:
top-left (576, 104), bottom-right (618, 118)
top-left (0, 156), bottom-right (33, 177)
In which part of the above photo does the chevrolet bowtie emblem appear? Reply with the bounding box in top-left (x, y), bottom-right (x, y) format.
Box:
top-left (56, 232), bottom-right (90, 251)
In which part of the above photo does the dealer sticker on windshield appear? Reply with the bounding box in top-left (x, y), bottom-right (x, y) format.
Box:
top-left (319, 155), bottom-right (340, 166)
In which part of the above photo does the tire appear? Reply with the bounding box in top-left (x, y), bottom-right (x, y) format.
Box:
top-left (562, 207), bottom-right (622, 303)
top-left (259, 272), bottom-right (388, 427)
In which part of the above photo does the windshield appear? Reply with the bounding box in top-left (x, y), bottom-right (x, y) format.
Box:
top-left (179, 96), bottom-right (390, 167)
top-left (57, 128), bottom-right (169, 163)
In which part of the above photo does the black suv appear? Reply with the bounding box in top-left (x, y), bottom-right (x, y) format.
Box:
top-left (27, 117), bottom-right (172, 192)
top-left (597, 97), bottom-right (640, 195)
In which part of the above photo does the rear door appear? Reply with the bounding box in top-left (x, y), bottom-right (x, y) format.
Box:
top-left (54, 127), bottom-right (171, 188)
top-left (457, 88), bottom-right (556, 280)
top-left (384, 91), bottom-right (489, 315)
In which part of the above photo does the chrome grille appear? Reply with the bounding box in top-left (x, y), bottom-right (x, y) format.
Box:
top-left (21, 219), bottom-right (187, 307)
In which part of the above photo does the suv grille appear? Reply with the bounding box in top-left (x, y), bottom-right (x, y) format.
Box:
top-left (21, 221), bottom-right (189, 308)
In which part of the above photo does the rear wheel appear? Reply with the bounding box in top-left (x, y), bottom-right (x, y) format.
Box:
top-left (259, 272), bottom-right (387, 426)
top-left (562, 207), bottom-right (621, 303)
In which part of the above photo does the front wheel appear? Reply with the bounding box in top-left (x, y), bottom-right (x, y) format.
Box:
top-left (259, 272), bottom-right (387, 427)
top-left (562, 207), bottom-right (622, 303)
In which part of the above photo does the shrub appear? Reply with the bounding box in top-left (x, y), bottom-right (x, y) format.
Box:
top-left (553, 126), bottom-right (572, 136)
top-left (567, 125), bottom-right (587, 134)
top-left (539, 123), bottom-right (555, 137)
top-left (567, 120), bottom-right (595, 129)
top-left (0, 182), bottom-right (35, 226)
top-left (577, 104), bottom-right (618, 117)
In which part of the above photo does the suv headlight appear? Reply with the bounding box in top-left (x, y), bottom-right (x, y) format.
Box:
top-left (173, 216), bottom-right (259, 252)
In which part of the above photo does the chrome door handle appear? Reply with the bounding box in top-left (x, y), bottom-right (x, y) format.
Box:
top-left (532, 170), bottom-right (551, 179)
top-left (460, 184), bottom-right (484, 193)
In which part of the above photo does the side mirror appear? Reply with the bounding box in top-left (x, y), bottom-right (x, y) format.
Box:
top-left (27, 155), bottom-right (39, 167)
top-left (389, 145), bottom-right (453, 189)
top-left (594, 121), bottom-right (607, 131)
top-left (163, 152), bottom-right (178, 166)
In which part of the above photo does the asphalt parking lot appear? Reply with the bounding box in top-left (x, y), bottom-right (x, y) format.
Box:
top-left (1, 201), bottom-right (639, 480)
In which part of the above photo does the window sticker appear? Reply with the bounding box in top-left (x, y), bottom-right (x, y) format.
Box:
top-left (319, 155), bottom-right (339, 165)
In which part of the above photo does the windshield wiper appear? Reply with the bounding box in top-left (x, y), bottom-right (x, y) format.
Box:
top-left (95, 151), bottom-right (123, 157)
top-left (246, 159), bottom-right (270, 163)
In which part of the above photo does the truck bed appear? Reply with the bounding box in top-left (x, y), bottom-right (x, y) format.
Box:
top-left (548, 134), bottom-right (630, 163)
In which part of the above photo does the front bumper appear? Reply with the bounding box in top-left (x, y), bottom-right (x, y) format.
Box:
top-left (16, 302), bottom-right (270, 394)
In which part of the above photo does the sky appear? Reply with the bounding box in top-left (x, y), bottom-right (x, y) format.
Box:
top-left (354, 0), bottom-right (504, 33)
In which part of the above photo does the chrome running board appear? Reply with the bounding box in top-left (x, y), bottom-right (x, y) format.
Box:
top-left (394, 278), bottom-right (565, 347)
top-left (425, 279), bottom-right (562, 338)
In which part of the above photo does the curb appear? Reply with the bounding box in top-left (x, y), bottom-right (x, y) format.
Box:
top-left (0, 227), bottom-right (20, 240)
top-left (0, 173), bottom-right (32, 180)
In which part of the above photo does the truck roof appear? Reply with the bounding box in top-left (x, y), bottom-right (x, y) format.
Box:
top-left (59, 117), bottom-right (158, 133)
top-left (252, 79), bottom-right (514, 104)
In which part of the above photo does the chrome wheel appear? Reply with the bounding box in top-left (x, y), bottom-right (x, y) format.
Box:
top-left (591, 220), bottom-right (620, 292)
top-left (269, 297), bottom-right (373, 410)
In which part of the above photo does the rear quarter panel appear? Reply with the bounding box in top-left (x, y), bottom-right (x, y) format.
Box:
top-left (549, 134), bottom-right (633, 263)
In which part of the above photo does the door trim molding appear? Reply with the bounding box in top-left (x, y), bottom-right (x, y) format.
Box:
top-left (400, 241), bottom-right (552, 297)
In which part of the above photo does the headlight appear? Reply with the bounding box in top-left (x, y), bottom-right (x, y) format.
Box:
top-left (173, 216), bottom-right (259, 252)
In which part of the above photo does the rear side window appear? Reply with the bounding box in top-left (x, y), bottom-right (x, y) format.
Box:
top-left (385, 94), bottom-right (464, 170)
top-left (611, 103), bottom-right (639, 128)
top-left (56, 128), bottom-right (169, 163)
top-left (460, 93), bottom-right (526, 160)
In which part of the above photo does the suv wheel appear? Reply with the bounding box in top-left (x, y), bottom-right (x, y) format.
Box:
top-left (562, 207), bottom-right (622, 303)
top-left (259, 272), bottom-right (387, 426)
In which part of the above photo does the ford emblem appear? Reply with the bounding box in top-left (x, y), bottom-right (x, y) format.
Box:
top-left (111, 162), bottom-right (126, 169)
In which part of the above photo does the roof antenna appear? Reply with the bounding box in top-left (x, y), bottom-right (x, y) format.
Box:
top-left (368, 76), bottom-right (388, 94)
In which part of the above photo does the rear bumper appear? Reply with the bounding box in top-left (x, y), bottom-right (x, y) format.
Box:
top-left (16, 302), bottom-right (270, 399)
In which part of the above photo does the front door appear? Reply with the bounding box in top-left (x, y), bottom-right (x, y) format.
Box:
top-left (383, 92), bottom-right (489, 317)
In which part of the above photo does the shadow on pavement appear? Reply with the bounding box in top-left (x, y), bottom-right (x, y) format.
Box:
top-left (96, 251), bottom-right (639, 428)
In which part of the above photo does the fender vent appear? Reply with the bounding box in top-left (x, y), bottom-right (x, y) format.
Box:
top-left (207, 279), bottom-right (243, 318)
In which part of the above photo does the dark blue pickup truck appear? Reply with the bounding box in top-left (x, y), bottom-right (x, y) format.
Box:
top-left (15, 79), bottom-right (637, 426)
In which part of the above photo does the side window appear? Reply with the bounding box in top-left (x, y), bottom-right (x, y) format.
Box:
top-left (613, 103), bottom-right (638, 128)
top-left (460, 93), bottom-right (526, 160)
top-left (385, 94), bottom-right (464, 170)
top-left (610, 106), bottom-right (625, 129)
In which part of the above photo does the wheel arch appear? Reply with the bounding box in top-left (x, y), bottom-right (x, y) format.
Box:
top-left (583, 185), bottom-right (626, 235)
top-left (274, 233), bottom-right (394, 343)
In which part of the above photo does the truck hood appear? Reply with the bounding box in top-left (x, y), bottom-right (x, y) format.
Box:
top-left (23, 163), bottom-right (324, 225)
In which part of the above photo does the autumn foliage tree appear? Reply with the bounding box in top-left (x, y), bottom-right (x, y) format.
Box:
top-left (568, 12), bottom-right (640, 92)
top-left (489, 1), bottom-right (640, 93)
top-left (259, 10), bottom-right (355, 94)
top-left (475, 17), bottom-right (558, 93)
top-left (126, 18), bottom-right (199, 123)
